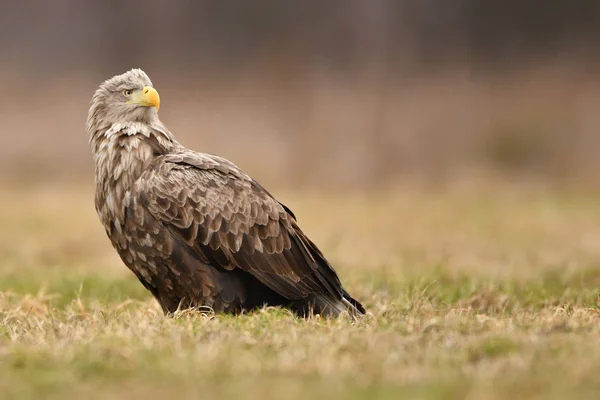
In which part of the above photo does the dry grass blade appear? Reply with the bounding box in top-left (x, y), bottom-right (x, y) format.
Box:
top-left (1, 185), bottom-right (600, 399)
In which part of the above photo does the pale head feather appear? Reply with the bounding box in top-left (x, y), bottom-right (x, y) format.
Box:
top-left (86, 68), bottom-right (157, 137)
top-left (88, 69), bottom-right (176, 197)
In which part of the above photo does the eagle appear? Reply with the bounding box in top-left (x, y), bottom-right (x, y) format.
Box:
top-left (87, 69), bottom-right (365, 317)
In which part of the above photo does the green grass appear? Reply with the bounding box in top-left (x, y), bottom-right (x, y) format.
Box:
top-left (1, 184), bottom-right (600, 399)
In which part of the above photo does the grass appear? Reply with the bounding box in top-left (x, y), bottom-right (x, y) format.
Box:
top-left (1, 183), bottom-right (600, 399)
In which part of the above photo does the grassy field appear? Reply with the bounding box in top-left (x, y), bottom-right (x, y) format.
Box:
top-left (1, 183), bottom-right (599, 399)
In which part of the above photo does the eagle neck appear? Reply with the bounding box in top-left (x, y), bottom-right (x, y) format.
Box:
top-left (92, 121), bottom-right (175, 224)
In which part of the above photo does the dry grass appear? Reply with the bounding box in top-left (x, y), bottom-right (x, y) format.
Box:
top-left (1, 183), bottom-right (600, 399)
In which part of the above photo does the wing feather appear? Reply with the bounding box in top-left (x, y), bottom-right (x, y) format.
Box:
top-left (135, 152), bottom-right (345, 302)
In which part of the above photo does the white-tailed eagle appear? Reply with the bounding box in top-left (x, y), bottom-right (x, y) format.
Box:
top-left (87, 69), bottom-right (365, 317)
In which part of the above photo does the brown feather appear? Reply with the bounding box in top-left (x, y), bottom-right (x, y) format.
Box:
top-left (89, 69), bottom-right (365, 317)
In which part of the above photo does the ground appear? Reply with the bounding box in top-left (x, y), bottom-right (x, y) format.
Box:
top-left (1, 183), bottom-right (599, 399)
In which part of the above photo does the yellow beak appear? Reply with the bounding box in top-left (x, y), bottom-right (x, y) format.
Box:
top-left (131, 86), bottom-right (160, 111)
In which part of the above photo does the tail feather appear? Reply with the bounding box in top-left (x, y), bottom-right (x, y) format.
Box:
top-left (342, 289), bottom-right (366, 314)
top-left (296, 292), bottom-right (365, 318)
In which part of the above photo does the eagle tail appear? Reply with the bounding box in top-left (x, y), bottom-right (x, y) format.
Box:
top-left (299, 291), bottom-right (365, 318)
top-left (342, 289), bottom-right (366, 315)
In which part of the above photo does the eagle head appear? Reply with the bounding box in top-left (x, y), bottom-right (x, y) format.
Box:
top-left (87, 68), bottom-right (161, 135)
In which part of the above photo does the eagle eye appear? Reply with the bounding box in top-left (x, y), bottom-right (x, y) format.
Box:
top-left (123, 89), bottom-right (133, 96)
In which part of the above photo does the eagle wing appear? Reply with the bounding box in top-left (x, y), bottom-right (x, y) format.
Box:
top-left (132, 151), bottom-right (345, 303)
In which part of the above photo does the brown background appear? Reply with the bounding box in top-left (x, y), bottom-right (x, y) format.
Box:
top-left (2, 0), bottom-right (600, 189)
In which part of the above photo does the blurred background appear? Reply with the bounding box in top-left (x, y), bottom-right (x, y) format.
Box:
top-left (4, 4), bottom-right (600, 398)
top-left (1, 0), bottom-right (600, 189)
